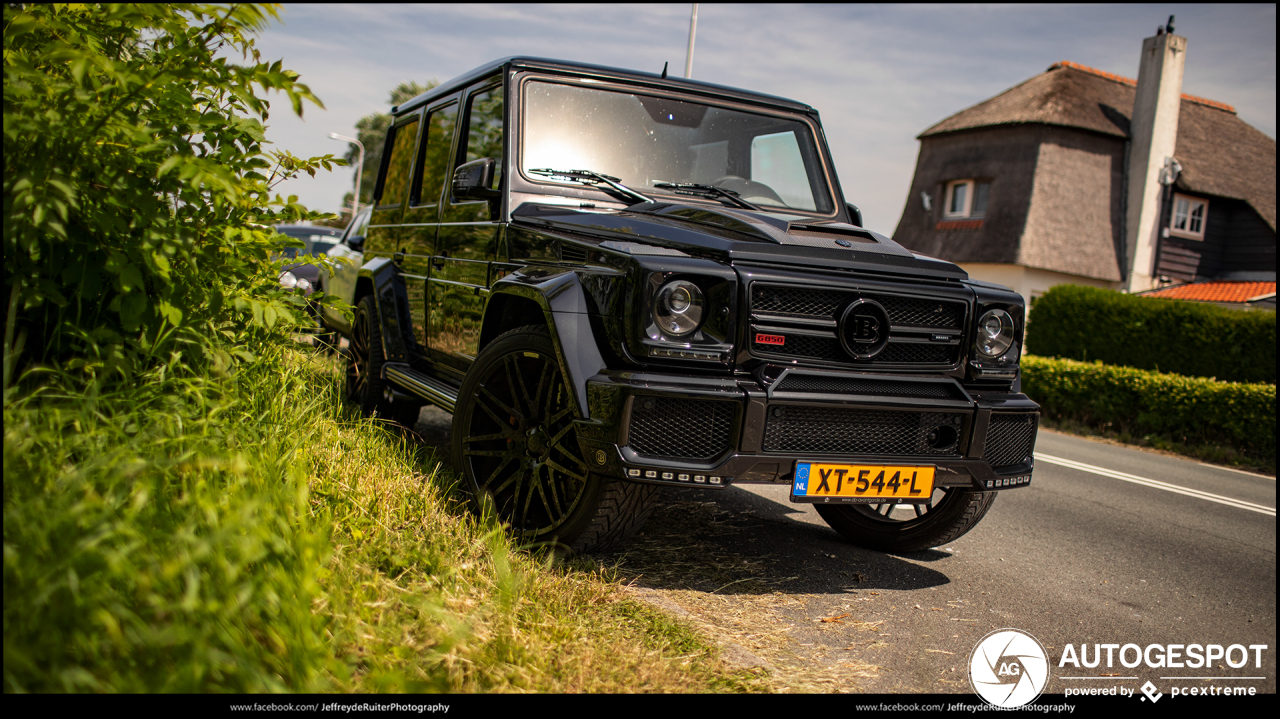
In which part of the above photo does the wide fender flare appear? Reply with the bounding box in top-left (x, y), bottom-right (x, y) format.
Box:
top-left (357, 257), bottom-right (414, 363)
top-left (487, 269), bottom-right (605, 419)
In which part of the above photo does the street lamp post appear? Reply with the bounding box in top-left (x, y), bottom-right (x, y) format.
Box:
top-left (685, 4), bottom-right (699, 79)
top-left (328, 132), bottom-right (365, 224)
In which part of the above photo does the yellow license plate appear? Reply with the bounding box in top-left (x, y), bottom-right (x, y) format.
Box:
top-left (792, 462), bottom-right (936, 503)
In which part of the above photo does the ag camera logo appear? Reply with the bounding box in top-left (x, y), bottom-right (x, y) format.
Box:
top-left (969, 628), bottom-right (1050, 708)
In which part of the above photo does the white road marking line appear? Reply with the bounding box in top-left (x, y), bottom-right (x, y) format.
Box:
top-left (1197, 463), bottom-right (1275, 481)
top-left (1035, 453), bottom-right (1277, 517)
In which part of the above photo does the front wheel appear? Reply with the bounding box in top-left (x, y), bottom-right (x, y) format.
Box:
top-left (451, 325), bottom-right (658, 553)
top-left (815, 488), bottom-right (997, 553)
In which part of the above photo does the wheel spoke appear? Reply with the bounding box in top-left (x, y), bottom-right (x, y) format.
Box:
top-left (520, 464), bottom-right (542, 527)
top-left (503, 356), bottom-right (528, 418)
top-left (488, 457), bottom-right (522, 495)
top-left (464, 449), bottom-right (509, 458)
top-left (913, 504), bottom-right (924, 518)
top-left (512, 355), bottom-right (539, 421)
top-left (476, 388), bottom-right (520, 427)
top-left (547, 404), bottom-right (573, 427)
top-left (544, 457), bottom-right (587, 483)
top-left (533, 362), bottom-right (552, 419)
top-left (464, 429), bottom-right (522, 444)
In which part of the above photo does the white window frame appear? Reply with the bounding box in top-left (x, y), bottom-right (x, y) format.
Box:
top-left (944, 179), bottom-right (990, 218)
top-left (1169, 193), bottom-right (1209, 240)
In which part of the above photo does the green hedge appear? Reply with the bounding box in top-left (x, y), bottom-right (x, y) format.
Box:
top-left (1026, 285), bottom-right (1276, 383)
top-left (1022, 355), bottom-right (1276, 461)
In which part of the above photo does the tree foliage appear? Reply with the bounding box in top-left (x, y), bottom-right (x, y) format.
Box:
top-left (3, 3), bottom-right (343, 390)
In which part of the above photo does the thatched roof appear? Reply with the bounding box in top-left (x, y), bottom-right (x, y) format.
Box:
top-left (920, 62), bottom-right (1276, 231)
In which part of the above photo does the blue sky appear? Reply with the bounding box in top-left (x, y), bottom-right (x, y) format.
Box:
top-left (256, 3), bottom-right (1276, 233)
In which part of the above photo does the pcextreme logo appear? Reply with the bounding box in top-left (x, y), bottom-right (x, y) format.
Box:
top-left (970, 628), bottom-right (1050, 708)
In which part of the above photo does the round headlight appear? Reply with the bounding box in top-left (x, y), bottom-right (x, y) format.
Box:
top-left (279, 270), bottom-right (299, 289)
top-left (296, 276), bottom-right (312, 292)
top-left (976, 308), bottom-right (1015, 358)
top-left (653, 280), bottom-right (704, 336)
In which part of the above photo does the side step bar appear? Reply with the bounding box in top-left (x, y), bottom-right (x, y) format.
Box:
top-left (383, 364), bottom-right (459, 413)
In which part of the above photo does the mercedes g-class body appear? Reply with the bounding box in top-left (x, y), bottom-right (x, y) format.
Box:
top-left (328, 57), bottom-right (1039, 554)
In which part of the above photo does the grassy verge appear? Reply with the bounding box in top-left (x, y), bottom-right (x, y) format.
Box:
top-left (3, 341), bottom-right (768, 693)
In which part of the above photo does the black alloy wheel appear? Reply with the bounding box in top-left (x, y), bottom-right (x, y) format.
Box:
top-left (345, 295), bottom-right (420, 427)
top-left (815, 487), bottom-right (997, 553)
top-left (452, 326), bottom-right (658, 552)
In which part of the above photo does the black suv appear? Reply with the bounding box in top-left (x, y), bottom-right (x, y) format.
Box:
top-left (342, 57), bottom-right (1038, 554)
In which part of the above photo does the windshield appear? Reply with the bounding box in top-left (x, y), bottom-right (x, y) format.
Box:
top-left (521, 81), bottom-right (834, 213)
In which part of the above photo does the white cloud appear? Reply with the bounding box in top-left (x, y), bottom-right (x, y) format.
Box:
top-left (256, 3), bottom-right (1275, 233)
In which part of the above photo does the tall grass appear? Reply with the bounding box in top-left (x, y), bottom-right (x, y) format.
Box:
top-left (4, 340), bottom-right (766, 693)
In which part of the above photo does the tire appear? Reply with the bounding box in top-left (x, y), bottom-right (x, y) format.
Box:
top-left (345, 295), bottom-right (421, 428)
top-left (815, 488), bottom-right (997, 553)
top-left (451, 325), bottom-right (658, 554)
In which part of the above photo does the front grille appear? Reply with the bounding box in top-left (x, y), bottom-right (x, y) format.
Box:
top-left (749, 283), bottom-right (967, 369)
top-left (869, 294), bottom-right (964, 330)
top-left (628, 397), bottom-right (736, 460)
top-left (751, 286), bottom-right (844, 318)
top-left (984, 413), bottom-right (1038, 467)
top-left (763, 407), bottom-right (965, 456)
top-left (752, 286), bottom-right (964, 330)
top-left (877, 342), bottom-right (959, 364)
top-left (773, 374), bottom-right (968, 401)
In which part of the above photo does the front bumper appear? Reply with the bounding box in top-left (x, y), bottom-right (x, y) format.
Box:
top-left (574, 366), bottom-right (1039, 493)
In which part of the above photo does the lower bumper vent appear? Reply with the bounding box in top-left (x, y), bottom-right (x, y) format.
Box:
top-left (628, 397), bottom-right (736, 460)
top-left (763, 406), bottom-right (966, 456)
top-left (984, 413), bottom-right (1038, 468)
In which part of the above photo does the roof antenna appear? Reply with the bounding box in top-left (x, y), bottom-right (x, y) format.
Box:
top-left (661, 61), bottom-right (668, 79)
top-left (1165, 15), bottom-right (1175, 33)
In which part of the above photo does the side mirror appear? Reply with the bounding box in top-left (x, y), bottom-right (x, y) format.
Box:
top-left (846, 202), bottom-right (864, 228)
top-left (345, 234), bottom-right (365, 251)
top-left (452, 158), bottom-right (499, 200)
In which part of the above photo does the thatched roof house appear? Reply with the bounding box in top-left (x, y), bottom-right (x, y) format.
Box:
top-left (892, 31), bottom-right (1276, 305)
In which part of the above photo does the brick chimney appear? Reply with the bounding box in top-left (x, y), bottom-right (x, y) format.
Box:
top-left (1124, 28), bottom-right (1187, 292)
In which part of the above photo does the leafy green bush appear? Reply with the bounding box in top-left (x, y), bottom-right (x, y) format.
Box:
top-left (1026, 285), bottom-right (1276, 384)
top-left (3, 3), bottom-right (342, 387)
top-left (1022, 355), bottom-right (1276, 462)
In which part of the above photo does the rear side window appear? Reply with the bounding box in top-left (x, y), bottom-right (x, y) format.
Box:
top-left (412, 103), bottom-right (459, 207)
top-left (377, 117), bottom-right (419, 208)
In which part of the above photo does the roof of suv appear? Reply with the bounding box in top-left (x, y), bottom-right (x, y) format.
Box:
top-left (394, 56), bottom-right (815, 116)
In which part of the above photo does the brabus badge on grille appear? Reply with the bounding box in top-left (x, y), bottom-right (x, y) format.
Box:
top-left (838, 298), bottom-right (891, 360)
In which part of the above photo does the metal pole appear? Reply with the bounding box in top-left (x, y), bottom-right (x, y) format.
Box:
top-left (684, 3), bottom-right (698, 79)
top-left (329, 132), bottom-right (365, 223)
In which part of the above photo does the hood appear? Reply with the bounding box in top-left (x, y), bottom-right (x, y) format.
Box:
top-left (512, 201), bottom-right (966, 280)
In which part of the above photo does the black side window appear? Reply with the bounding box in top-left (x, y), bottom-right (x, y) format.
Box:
top-left (411, 103), bottom-right (459, 207)
top-left (376, 117), bottom-right (419, 209)
top-left (461, 84), bottom-right (504, 195)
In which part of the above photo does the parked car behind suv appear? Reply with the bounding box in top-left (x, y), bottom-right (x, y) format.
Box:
top-left (331, 57), bottom-right (1039, 554)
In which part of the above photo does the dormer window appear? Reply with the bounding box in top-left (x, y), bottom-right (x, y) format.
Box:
top-left (944, 179), bottom-right (991, 218)
top-left (1169, 193), bottom-right (1208, 240)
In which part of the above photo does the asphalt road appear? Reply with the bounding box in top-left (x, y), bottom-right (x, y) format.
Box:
top-left (411, 405), bottom-right (1275, 696)
top-left (621, 429), bottom-right (1276, 695)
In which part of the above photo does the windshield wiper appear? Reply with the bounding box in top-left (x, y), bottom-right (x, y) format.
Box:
top-left (652, 182), bottom-right (762, 211)
top-left (528, 168), bottom-right (653, 206)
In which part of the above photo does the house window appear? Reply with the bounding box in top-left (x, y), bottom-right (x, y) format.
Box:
top-left (1170, 193), bottom-right (1208, 240)
top-left (944, 179), bottom-right (991, 218)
